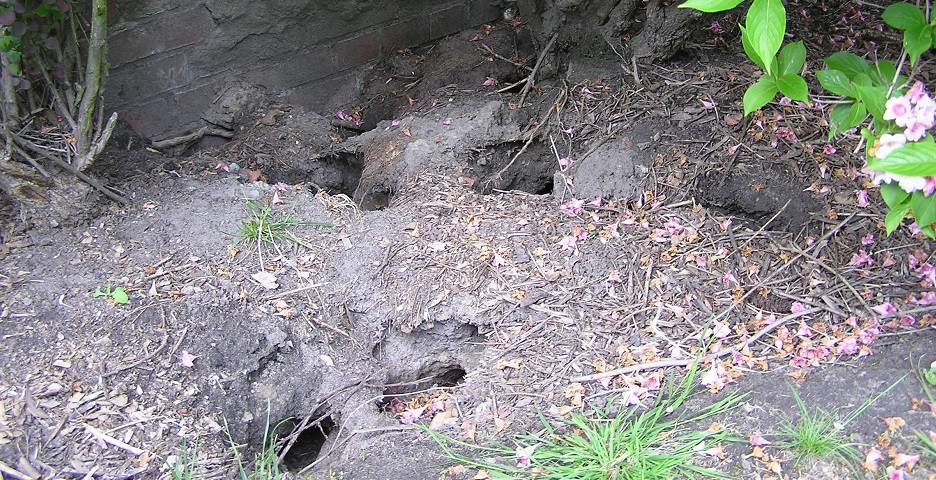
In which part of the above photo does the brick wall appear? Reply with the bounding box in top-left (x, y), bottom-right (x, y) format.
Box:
top-left (107, 0), bottom-right (500, 140)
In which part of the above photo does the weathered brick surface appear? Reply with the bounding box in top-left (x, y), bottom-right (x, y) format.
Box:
top-left (109, 6), bottom-right (213, 67)
top-left (108, 0), bottom-right (499, 140)
top-left (430, 2), bottom-right (469, 39)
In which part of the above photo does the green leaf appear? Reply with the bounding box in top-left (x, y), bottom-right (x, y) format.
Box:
top-left (111, 287), bottom-right (129, 304)
top-left (925, 367), bottom-right (936, 386)
top-left (823, 52), bottom-right (873, 80)
top-left (776, 74), bottom-right (809, 103)
top-left (743, 76), bottom-right (778, 115)
top-left (777, 41), bottom-right (806, 76)
top-left (911, 191), bottom-right (936, 230)
top-left (745, 0), bottom-right (786, 76)
top-left (678, 0), bottom-right (745, 12)
top-left (829, 102), bottom-right (866, 135)
top-left (853, 85), bottom-right (888, 120)
top-left (816, 69), bottom-right (855, 97)
top-left (874, 60), bottom-right (897, 86)
top-left (739, 25), bottom-right (767, 71)
top-left (904, 24), bottom-right (933, 65)
top-left (885, 202), bottom-right (911, 234)
top-left (882, 2), bottom-right (926, 30)
top-left (92, 288), bottom-right (105, 298)
top-left (881, 181), bottom-right (910, 208)
top-left (868, 138), bottom-right (936, 176)
top-left (7, 61), bottom-right (19, 76)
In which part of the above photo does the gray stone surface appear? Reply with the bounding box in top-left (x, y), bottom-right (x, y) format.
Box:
top-left (107, 0), bottom-right (500, 140)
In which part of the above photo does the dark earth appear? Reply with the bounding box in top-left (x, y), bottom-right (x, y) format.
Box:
top-left (2, 4), bottom-right (936, 480)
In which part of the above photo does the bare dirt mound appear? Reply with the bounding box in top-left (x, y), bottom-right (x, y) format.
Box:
top-left (2, 15), bottom-right (935, 480)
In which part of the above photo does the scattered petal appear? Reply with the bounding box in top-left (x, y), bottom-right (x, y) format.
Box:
top-left (180, 350), bottom-right (199, 368)
top-left (864, 447), bottom-right (883, 472)
top-left (872, 302), bottom-right (897, 317)
top-left (750, 431), bottom-right (771, 446)
top-left (515, 445), bottom-right (537, 468)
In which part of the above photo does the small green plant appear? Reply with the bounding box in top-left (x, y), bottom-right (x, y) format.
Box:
top-left (923, 360), bottom-right (936, 387)
top-left (92, 284), bottom-right (129, 304)
top-left (224, 405), bottom-right (292, 480)
top-left (234, 199), bottom-right (334, 246)
top-left (775, 377), bottom-right (904, 469)
top-left (166, 437), bottom-right (201, 480)
top-left (916, 429), bottom-right (936, 459)
top-left (421, 360), bottom-right (745, 480)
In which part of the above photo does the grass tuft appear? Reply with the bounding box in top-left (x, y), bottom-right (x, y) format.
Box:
top-left (776, 376), bottom-right (904, 469)
top-left (166, 436), bottom-right (201, 480)
top-left (235, 198), bottom-right (333, 246)
top-left (224, 404), bottom-right (292, 480)
top-left (421, 358), bottom-right (745, 480)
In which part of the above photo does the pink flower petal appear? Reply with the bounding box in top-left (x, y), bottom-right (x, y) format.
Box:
top-left (180, 350), bottom-right (199, 368)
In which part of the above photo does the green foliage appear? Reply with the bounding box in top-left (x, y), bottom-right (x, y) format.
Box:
top-left (882, 2), bottom-right (934, 65)
top-left (166, 437), bottom-right (202, 480)
top-left (0, 0), bottom-right (71, 89)
top-left (422, 358), bottom-right (745, 480)
top-left (867, 139), bottom-right (936, 176)
top-left (677, 0), bottom-right (744, 13)
top-left (682, 0), bottom-right (936, 238)
top-left (745, 0), bottom-right (785, 76)
top-left (235, 199), bottom-right (335, 246)
top-left (776, 378), bottom-right (903, 469)
top-left (743, 76), bottom-right (778, 116)
top-left (224, 405), bottom-right (291, 480)
top-left (92, 284), bottom-right (129, 304)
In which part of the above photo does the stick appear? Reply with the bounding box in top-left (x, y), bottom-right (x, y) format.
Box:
top-left (518, 33), bottom-right (558, 107)
top-left (13, 134), bottom-right (129, 204)
top-left (571, 307), bottom-right (824, 382)
top-left (151, 125), bottom-right (234, 150)
top-left (0, 460), bottom-right (31, 480)
top-left (84, 424), bottom-right (145, 456)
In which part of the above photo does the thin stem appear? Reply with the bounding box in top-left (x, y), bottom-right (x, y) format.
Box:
top-left (75, 0), bottom-right (107, 167)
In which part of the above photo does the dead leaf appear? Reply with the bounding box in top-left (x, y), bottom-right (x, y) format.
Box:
top-left (245, 169), bottom-right (262, 182)
top-left (401, 127), bottom-right (413, 138)
top-left (564, 383), bottom-right (585, 407)
top-left (251, 271), bottom-right (278, 290)
top-left (882, 416), bottom-right (905, 432)
top-left (493, 417), bottom-right (509, 432)
top-left (440, 465), bottom-right (467, 477)
top-left (749, 446), bottom-right (769, 461)
top-left (470, 470), bottom-right (491, 480)
top-left (706, 422), bottom-right (724, 433)
top-left (461, 422), bottom-right (476, 442)
top-left (495, 358), bottom-right (522, 370)
top-left (877, 431), bottom-right (891, 448)
top-left (429, 410), bottom-right (453, 430)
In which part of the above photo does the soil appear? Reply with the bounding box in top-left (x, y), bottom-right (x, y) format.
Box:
top-left (2, 8), bottom-right (936, 480)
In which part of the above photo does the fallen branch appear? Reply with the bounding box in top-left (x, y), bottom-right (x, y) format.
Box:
top-left (13, 134), bottom-right (129, 205)
top-left (571, 307), bottom-right (824, 383)
top-left (486, 88), bottom-right (565, 190)
top-left (84, 424), bottom-right (145, 456)
top-left (518, 32), bottom-right (558, 107)
top-left (151, 125), bottom-right (234, 150)
top-left (479, 44), bottom-right (533, 71)
top-left (0, 460), bottom-right (31, 480)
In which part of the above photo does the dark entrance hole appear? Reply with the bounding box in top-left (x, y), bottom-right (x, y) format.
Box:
top-left (279, 413), bottom-right (337, 472)
top-left (377, 364), bottom-right (467, 413)
top-left (261, 152), bottom-right (368, 206)
top-left (467, 141), bottom-right (555, 195)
